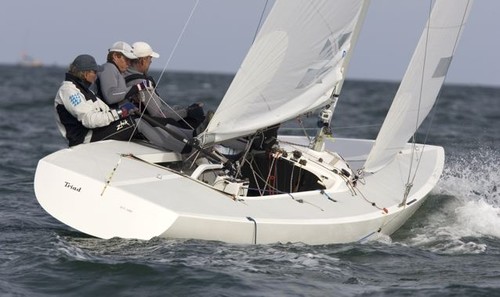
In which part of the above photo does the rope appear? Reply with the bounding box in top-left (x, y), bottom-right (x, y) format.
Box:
top-left (235, 136), bottom-right (256, 178)
top-left (295, 116), bottom-right (313, 143)
top-left (279, 124), bottom-right (381, 133)
top-left (263, 154), bottom-right (277, 195)
top-left (100, 154), bottom-right (124, 196)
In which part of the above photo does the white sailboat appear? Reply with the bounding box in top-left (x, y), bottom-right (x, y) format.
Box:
top-left (34, 0), bottom-right (473, 245)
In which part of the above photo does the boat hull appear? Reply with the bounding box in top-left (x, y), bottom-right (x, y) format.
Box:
top-left (34, 138), bottom-right (444, 244)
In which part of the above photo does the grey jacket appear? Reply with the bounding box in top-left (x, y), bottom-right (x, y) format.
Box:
top-left (97, 62), bottom-right (132, 106)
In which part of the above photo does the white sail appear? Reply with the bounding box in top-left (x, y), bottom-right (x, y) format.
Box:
top-left (363, 0), bottom-right (473, 172)
top-left (201, 0), bottom-right (369, 145)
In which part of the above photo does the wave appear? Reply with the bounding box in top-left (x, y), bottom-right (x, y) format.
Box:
top-left (398, 147), bottom-right (500, 254)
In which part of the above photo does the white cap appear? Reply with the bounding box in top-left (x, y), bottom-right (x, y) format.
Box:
top-left (108, 41), bottom-right (137, 59)
top-left (132, 41), bottom-right (160, 58)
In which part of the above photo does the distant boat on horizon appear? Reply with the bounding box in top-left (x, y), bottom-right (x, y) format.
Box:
top-left (18, 52), bottom-right (43, 67)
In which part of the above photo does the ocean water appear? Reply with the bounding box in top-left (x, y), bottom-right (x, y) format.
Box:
top-left (0, 64), bottom-right (499, 296)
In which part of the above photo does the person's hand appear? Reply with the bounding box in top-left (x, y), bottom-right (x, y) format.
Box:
top-left (119, 102), bottom-right (138, 118)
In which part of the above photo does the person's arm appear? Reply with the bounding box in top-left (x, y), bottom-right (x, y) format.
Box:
top-left (58, 84), bottom-right (119, 129)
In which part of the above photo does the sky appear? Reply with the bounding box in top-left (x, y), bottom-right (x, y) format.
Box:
top-left (1, 0), bottom-right (498, 87)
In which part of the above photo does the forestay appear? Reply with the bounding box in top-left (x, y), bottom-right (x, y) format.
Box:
top-left (364, 0), bottom-right (474, 172)
top-left (200, 0), bottom-right (369, 145)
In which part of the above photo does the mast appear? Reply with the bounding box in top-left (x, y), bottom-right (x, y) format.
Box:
top-left (311, 0), bottom-right (371, 151)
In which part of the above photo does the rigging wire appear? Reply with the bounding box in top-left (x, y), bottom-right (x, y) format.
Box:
top-left (404, 0), bottom-right (434, 203)
top-left (133, 0), bottom-right (270, 134)
top-left (156, 0), bottom-right (200, 87)
top-left (102, 1), bottom-right (201, 190)
top-left (129, 1), bottom-right (202, 133)
top-left (413, 2), bottom-right (472, 179)
top-left (252, 0), bottom-right (271, 43)
top-left (153, 0), bottom-right (201, 129)
top-left (405, 0), bottom-right (472, 202)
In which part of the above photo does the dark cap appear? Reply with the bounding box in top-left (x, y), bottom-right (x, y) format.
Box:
top-left (72, 54), bottom-right (103, 72)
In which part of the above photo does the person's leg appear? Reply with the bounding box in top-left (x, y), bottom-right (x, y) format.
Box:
top-left (90, 118), bottom-right (137, 142)
top-left (134, 118), bottom-right (193, 153)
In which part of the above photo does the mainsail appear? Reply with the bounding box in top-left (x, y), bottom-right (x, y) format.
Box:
top-left (363, 0), bottom-right (474, 172)
top-left (200, 0), bottom-right (369, 145)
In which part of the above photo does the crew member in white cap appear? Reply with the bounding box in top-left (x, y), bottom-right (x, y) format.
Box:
top-left (97, 41), bottom-right (152, 108)
top-left (125, 41), bottom-right (206, 132)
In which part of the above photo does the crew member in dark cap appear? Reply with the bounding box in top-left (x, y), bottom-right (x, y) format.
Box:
top-left (54, 54), bottom-right (139, 146)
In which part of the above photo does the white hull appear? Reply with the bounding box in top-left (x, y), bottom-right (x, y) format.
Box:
top-left (34, 137), bottom-right (444, 245)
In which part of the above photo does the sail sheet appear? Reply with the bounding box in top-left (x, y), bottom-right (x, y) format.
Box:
top-left (363, 0), bottom-right (473, 172)
top-left (200, 0), bottom-right (369, 145)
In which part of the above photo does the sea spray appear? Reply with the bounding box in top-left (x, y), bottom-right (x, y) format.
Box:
top-left (401, 147), bottom-right (500, 253)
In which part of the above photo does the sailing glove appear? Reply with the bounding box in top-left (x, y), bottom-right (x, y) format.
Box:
top-left (118, 102), bottom-right (138, 119)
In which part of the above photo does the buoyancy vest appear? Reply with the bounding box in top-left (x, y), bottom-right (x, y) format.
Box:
top-left (124, 73), bottom-right (162, 114)
top-left (124, 73), bottom-right (157, 88)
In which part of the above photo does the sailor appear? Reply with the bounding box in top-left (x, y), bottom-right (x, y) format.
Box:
top-left (125, 41), bottom-right (206, 131)
top-left (96, 41), bottom-right (140, 108)
top-left (54, 54), bottom-right (140, 146)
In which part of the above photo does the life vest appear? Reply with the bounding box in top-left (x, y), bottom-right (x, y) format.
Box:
top-left (124, 73), bottom-right (157, 88)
